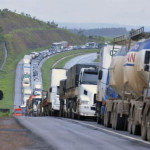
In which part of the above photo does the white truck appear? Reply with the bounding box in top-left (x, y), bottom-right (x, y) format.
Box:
top-left (22, 87), bottom-right (32, 105)
top-left (42, 68), bottom-right (67, 116)
top-left (22, 80), bottom-right (30, 87)
top-left (59, 64), bottom-right (98, 119)
top-left (34, 81), bottom-right (42, 90)
top-left (23, 64), bottom-right (31, 75)
top-left (23, 55), bottom-right (32, 64)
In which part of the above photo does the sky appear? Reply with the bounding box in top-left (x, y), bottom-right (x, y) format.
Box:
top-left (0, 0), bottom-right (149, 26)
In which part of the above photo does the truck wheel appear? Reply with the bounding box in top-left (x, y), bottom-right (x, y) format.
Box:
top-left (104, 111), bottom-right (111, 128)
top-left (132, 107), bottom-right (140, 135)
top-left (141, 117), bottom-right (147, 140)
top-left (113, 106), bottom-right (124, 130)
top-left (97, 112), bottom-right (101, 124)
top-left (128, 120), bottom-right (132, 134)
top-left (72, 109), bottom-right (76, 119)
top-left (147, 110), bottom-right (150, 141)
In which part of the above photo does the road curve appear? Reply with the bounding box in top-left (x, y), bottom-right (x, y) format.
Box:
top-left (64, 53), bottom-right (97, 69)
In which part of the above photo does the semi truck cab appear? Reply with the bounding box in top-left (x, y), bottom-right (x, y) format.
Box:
top-left (78, 68), bottom-right (98, 117)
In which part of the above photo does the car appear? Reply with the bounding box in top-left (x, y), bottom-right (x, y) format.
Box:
top-left (33, 71), bottom-right (38, 76)
top-left (13, 108), bottom-right (23, 116)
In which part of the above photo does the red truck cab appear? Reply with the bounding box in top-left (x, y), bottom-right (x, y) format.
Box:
top-left (14, 108), bottom-right (23, 116)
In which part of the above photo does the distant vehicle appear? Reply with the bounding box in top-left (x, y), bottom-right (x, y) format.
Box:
top-left (26, 96), bottom-right (42, 116)
top-left (50, 42), bottom-right (63, 52)
top-left (22, 80), bottom-right (30, 87)
top-left (20, 105), bottom-right (27, 116)
top-left (13, 108), bottom-right (23, 116)
top-left (23, 74), bottom-right (30, 82)
top-left (34, 81), bottom-right (42, 90)
top-left (34, 90), bottom-right (42, 98)
top-left (23, 55), bottom-right (31, 64)
top-left (85, 42), bottom-right (98, 49)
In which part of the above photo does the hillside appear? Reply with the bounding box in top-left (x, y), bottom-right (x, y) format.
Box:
top-left (0, 9), bottom-right (89, 112)
top-left (0, 9), bottom-right (87, 54)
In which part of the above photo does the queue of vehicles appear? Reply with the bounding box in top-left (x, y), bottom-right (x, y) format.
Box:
top-left (15, 28), bottom-right (150, 142)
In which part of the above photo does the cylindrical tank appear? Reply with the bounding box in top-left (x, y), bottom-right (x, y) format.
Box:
top-left (123, 39), bottom-right (150, 98)
top-left (109, 47), bottom-right (127, 97)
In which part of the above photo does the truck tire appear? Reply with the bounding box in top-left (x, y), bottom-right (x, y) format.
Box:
top-left (128, 120), bottom-right (132, 134)
top-left (97, 112), bottom-right (101, 124)
top-left (141, 116), bottom-right (147, 140)
top-left (132, 108), bottom-right (140, 135)
top-left (104, 110), bottom-right (111, 128)
top-left (147, 110), bottom-right (150, 141)
top-left (113, 105), bottom-right (124, 130)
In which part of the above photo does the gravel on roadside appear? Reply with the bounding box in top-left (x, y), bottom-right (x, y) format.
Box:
top-left (0, 117), bottom-right (55, 150)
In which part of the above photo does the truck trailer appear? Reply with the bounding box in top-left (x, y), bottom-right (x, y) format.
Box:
top-left (42, 68), bottom-right (67, 116)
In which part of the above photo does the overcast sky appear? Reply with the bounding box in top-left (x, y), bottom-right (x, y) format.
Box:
top-left (0, 0), bottom-right (149, 26)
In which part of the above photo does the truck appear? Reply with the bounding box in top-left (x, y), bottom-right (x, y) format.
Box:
top-left (96, 27), bottom-right (150, 142)
top-left (23, 55), bottom-right (31, 64)
top-left (22, 80), bottom-right (30, 87)
top-left (96, 44), bottom-right (121, 124)
top-left (59, 64), bottom-right (98, 119)
top-left (22, 87), bottom-right (32, 105)
top-left (23, 74), bottom-right (30, 82)
top-left (26, 95), bottom-right (42, 116)
top-left (41, 68), bottom-right (67, 116)
top-left (34, 81), bottom-right (42, 90)
top-left (23, 64), bottom-right (31, 75)
top-left (59, 79), bottom-right (67, 117)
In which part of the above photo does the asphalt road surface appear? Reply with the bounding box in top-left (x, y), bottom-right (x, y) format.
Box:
top-left (15, 52), bottom-right (150, 150)
top-left (17, 117), bottom-right (150, 150)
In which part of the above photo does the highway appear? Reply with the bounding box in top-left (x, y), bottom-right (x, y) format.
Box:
top-left (15, 52), bottom-right (150, 150)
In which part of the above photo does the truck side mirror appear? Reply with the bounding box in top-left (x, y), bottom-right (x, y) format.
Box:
top-left (98, 70), bottom-right (103, 80)
top-left (144, 51), bottom-right (150, 64)
top-left (49, 88), bottom-right (52, 92)
top-left (0, 90), bottom-right (3, 100)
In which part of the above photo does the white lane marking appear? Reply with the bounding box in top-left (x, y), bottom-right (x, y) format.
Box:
top-left (68, 119), bottom-right (150, 145)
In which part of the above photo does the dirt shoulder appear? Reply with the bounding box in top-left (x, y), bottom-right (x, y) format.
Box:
top-left (0, 117), bottom-right (53, 150)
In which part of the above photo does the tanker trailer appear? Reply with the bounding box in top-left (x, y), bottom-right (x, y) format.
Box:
top-left (124, 37), bottom-right (150, 140)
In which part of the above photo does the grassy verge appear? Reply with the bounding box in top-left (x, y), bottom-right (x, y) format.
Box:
top-left (42, 49), bottom-right (99, 91)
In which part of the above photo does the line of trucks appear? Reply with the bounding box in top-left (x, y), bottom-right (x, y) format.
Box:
top-left (21, 52), bottom-right (43, 115)
top-left (25, 27), bottom-right (150, 142)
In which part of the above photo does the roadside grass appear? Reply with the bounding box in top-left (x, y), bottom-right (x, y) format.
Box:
top-left (0, 112), bottom-right (10, 117)
top-left (0, 45), bottom-right (49, 114)
top-left (94, 53), bottom-right (99, 62)
top-left (54, 54), bottom-right (82, 68)
top-left (42, 49), bottom-right (99, 91)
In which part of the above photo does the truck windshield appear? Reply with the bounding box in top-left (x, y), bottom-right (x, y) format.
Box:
top-left (82, 73), bottom-right (98, 85)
